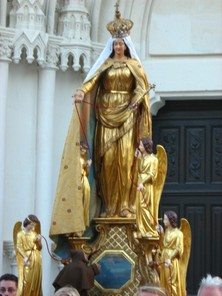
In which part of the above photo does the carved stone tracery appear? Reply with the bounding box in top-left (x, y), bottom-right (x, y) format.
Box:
top-left (0, 35), bottom-right (13, 60)
top-left (1, 0), bottom-right (93, 71)
top-left (9, 0), bottom-right (46, 31)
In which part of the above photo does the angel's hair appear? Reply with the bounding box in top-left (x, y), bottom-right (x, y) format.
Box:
top-left (141, 137), bottom-right (153, 153)
top-left (23, 214), bottom-right (39, 227)
top-left (197, 274), bottom-right (222, 296)
top-left (138, 285), bottom-right (168, 296)
top-left (54, 286), bottom-right (80, 296)
top-left (164, 211), bottom-right (177, 228)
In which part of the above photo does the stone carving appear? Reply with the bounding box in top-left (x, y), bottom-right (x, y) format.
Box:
top-left (0, 0), bottom-right (93, 71)
top-left (9, 0), bottom-right (46, 31)
top-left (0, 35), bottom-right (13, 60)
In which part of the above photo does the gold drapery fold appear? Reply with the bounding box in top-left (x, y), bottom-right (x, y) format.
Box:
top-left (160, 228), bottom-right (184, 296)
top-left (50, 111), bottom-right (85, 238)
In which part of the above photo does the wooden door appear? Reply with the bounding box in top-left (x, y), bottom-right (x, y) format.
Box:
top-left (152, 100), bottom-right (222, 295)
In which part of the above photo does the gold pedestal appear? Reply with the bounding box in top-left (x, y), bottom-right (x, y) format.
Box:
top-left (69, 218), bottom-right (160, 295)
top-left (68, 236), bottom-right (91, 251)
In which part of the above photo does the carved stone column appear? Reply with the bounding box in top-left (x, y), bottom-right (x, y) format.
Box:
top-left (0, 0), bottom-right (7, 27)
top-left (46, 0), bottom-right (57, 34)
top-left (35, 40), bottom-right (59, 296)
top-left (4, 241), bottom-right (18, 275)
top-left (0, 31), bottom-right (13, 274)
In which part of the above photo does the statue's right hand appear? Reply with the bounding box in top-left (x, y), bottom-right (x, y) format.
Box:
top-left (165, 258), bottom-right (171, 267)
top-left (135, 148), bottom-right (141, 158)
top-left (137, 183), bottom-right (144, 191)
top-left (36, 234), bottom-right (42, 242)
top-left (74, 89), bottom-right (84, 103)
top-left (24, 257), bottom-right (29, 266)
top-left (156, 224), bottom-right (164, 234)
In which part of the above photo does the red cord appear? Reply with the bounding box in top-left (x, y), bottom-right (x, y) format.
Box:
top-left (75, 101), bottom-right (92, 159)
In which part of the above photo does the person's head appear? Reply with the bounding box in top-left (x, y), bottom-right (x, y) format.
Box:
top-left (54, 286), bottom-right (80, 296)
top-left (138, 285), bottom-right (168, 296)
top-left (140, 137), bottom-right (153, 154)
top-left (0, 274), bottom-right (18, 296)
top-left (197, 274), bottom-right (222, 296)
top-left (163, 211), bottom-right (178, 228)
top-left (23, 214), bottom-right (39, 230)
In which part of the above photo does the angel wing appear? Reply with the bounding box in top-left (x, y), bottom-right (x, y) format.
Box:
top-left (13, 222), bottom-right (23, 280)
top-left (13, 221), bottom-right (22, 254)
top-left (179, 218), bottom-right (192, 296)
top-left (153, 145), bottom-right (167, 223)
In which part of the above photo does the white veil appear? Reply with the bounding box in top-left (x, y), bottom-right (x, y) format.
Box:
top-left (84, 35), bottom-right (141, 82)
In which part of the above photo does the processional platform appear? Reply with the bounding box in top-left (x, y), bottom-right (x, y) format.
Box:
top-left (69, 218), bottom-right (160, 296)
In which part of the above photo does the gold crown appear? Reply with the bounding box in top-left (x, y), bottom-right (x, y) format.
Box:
top-left (107, 4), bottom-right (133, 38)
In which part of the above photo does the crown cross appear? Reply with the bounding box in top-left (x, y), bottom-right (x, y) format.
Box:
top-left (114, 0), bottom-right (120, 11)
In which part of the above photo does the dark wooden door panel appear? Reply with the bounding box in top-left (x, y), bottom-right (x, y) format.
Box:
top-left (152, 100), bottom-right (222, 295)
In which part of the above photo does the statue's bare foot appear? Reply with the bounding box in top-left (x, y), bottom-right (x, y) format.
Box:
top-left (137, 232), bottom-right (142, 238)
top-left (145, 232), bottom-right (153, 238)
top-left (100, 212), bottom-right (107, 218)
top-left (133, 232), bottom-right (142, 239)
top-left (120, 209), bottom-right (131, 217)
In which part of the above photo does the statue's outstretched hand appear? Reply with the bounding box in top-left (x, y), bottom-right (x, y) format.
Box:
top-left (74, 89), bottom-right (84, 103)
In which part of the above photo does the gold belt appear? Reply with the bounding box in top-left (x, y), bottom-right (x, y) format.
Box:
top-left (106, 90), bottom-right (129, 94)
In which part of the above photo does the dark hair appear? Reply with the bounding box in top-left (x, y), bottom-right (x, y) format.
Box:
top-left (141, 137), bottom-right (153, 153)
top-left (110, 39), bottom-right (131, 58)
top-left (165, 211), bottom-right (178, 228)
top-left (0, 274), bottom-right (18, 286)
top-left (23, 214), bottom-right (39, 228)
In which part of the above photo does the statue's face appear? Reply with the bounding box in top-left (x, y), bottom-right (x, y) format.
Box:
top-left (113, 38), bottom-right (126, 56)
top-left (80, 146), bottom-right (87, 156)
top-left (163, 214), bottom-right (170, 227)
top-left (26, 222), bottom-right (36, 231)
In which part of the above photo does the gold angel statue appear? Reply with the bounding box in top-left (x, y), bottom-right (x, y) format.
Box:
top-left (157, 211), bottom-right (191, 296)
top-left (73, 141), bottom-right (92, 237)
top-left (135, 138), bottom-right (167, 238)
top-left (13, 214), bottom-right (43, 296)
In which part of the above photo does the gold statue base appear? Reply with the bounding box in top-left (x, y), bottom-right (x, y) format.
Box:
top-left (69, 218), bottom-right (160, 295)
